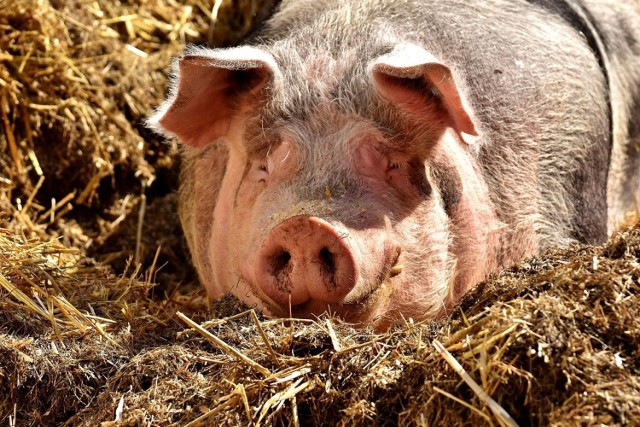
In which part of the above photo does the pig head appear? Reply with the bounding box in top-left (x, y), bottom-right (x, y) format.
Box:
top-left (148, 0), bottom-right (640, 329)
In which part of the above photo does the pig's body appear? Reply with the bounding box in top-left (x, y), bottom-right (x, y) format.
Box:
top-left (150, 0), bottom-right (640, 329)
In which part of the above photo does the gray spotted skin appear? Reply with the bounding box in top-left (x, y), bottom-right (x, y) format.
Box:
top-left (163, 0), bottom-right (640, 328)
top-left (252, 0), bottom-right (612, 245)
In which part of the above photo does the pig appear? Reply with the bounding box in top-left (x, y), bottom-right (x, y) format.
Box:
top-left (148, 0), bottom-right (640, 329)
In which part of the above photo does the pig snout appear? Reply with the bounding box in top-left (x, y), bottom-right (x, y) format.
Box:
top-left (255, 216), bottom-right (359, 308)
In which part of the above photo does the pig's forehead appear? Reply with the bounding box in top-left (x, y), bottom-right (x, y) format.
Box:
top-left (246, 108), bottom-right (390, 149)
top-left (260, 40), bottom-right (391, 118)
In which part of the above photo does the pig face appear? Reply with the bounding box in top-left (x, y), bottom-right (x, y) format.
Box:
top-left (149, 44), bottom-right (506, 329)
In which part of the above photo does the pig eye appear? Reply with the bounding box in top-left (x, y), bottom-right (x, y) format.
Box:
top-left (386, 160), bottom-right (406, 184)
top-left (251, 160), bottom-right (269, 184)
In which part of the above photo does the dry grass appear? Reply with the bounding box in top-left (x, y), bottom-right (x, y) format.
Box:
top-left (2, 222), bottom-right (639, 425)
top-left (1, 1), bottom-right (639, 426)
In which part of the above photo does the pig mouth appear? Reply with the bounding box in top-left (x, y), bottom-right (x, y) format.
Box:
top-left (263, 250), bottom-right (403, 325)
top-left (289, 280), bottom-right (394, 323)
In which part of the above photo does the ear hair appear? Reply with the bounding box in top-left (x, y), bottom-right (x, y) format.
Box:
top-left (369, 44), bottom-right (479, 145)
top-left (147, 46), bottom-right (281, 147)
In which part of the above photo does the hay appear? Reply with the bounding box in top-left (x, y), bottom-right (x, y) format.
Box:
top-left (2, 224), bottom-right (640, 425)
top-left (1, 1), bottom-right (640, 426)
top-left (0, 0), bottom-right (277, 282)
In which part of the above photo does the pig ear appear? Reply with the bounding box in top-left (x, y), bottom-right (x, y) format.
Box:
top-left (370, 44), bottom-right (479, 144)
top-left (147, 46), bottom-right (279, 148)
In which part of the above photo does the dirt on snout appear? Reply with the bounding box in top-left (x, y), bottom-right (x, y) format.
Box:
top-left (1, 1), bottom-right (639, 426)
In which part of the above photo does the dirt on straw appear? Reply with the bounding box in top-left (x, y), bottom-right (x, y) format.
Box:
top-left (1, 1), bottom-right (640, 426)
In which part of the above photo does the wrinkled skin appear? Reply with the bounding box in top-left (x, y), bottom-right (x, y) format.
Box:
top-left (149, 0), bottom-right (640, 330)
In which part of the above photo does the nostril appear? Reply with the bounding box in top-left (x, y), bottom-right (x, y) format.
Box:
top-left (271, 249), bottom-right (292, 276)
top-left (256, 216), bottom-right (359, 307)
top-left (318, 246), bottom-right (336, 275)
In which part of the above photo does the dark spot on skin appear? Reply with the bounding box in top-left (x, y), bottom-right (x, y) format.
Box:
top-left (619, 16), bottom-right (640, 56)
top-left (407, 159), bottom-right (432, 199)
top-left (533, 1), bottom-right (610, 79)
top-left (431, 163), bottom-right (462, 213)
top-left (627, 86), bottom-right (640, 142)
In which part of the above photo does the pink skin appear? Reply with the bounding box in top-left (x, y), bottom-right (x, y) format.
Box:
top-left (152, 45), bottom-right (537, 329)
top-left (196, 122), bottom-right (506, 329)
top-left (205, 131), bottom-right (406, 323)
top-left (253, 216), bottom-right (361, 306)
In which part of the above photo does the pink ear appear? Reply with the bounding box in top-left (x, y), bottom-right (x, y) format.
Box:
top-left (370, 44), bottom-right (479, 144)
top-left (147, 46), bottom-right (279, 147)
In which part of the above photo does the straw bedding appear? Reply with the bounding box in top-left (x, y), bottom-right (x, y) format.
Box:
top-left (1, 1), bottom-right (639, 426)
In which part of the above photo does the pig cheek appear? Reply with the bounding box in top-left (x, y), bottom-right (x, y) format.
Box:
top-left (219, 176), bottom-right (283, 312)
top-left (384, 202), bottom-right (452, 322)
top-left (205, 155), bottom-right (260, 298)
top-left (189, 150), bottom-right (228, 298)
